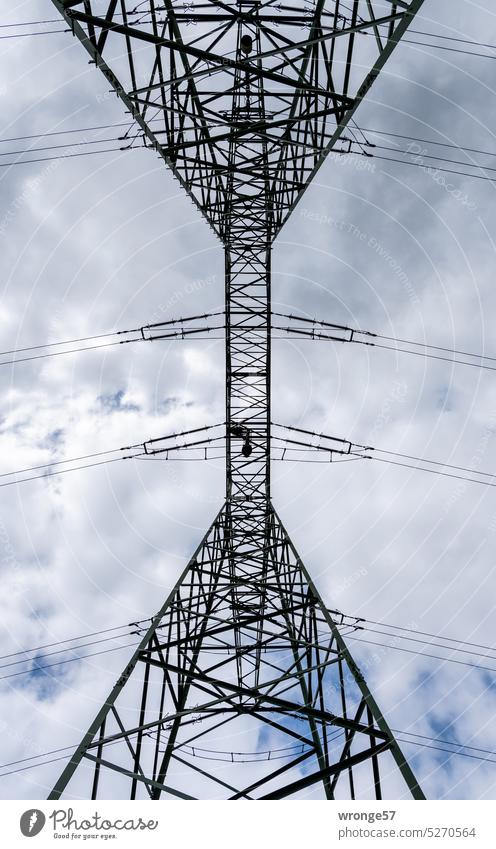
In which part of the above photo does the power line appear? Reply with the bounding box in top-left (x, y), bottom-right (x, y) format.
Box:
top-left (369, 343), bottom-right (496, 373)
top-left (273, 424), bottom-right (496, 489)
top-left (348, 134), bottom-right (496, 184)
top-left (373, 332), bottom-right (496, 362)
top-left (371, 21), bottom-right (496, 60)
top-left (370, 152), bottom-right (496, 184)
top-left (3, 142), bottom-right (495, 185)
top-left (0, 633), bottom-right (140, 673)
top-left (359, 127), bottom-right (496, 160)
top-left (0, 136), bottom-right (132, 158)
top-left (372, 143), bottom-right (496, 175)
top-left (0, 315), bottom-right (225, 367)
top-left (0, 29), bottom-right (67, 40)
top-left (0, 146), bottom-right (130, 169)
top-left (1, 121), bottom-right (495, 161)
top-left (370, 447), bottom-right (496, 479)
top-left (275, 312), bottom-right (496, 374)
top-left (0, 425), bottom-right (226, 488)
top-left (0, 336), bottom-right (225, 367)
top-left (368, 456), bottom-right (496, 490)
top-left (1, 605), bottom-right (495, 777)
top-left (4, 15), bottom-right (496, 60)
top-left (356, 447), bottom-right (496, 489)
top-left (339, 623), bottom-right (496, 664)
top-left (3, 118), bottom-right (496, 191)
top-left (393, 729), bottom-right (496, 760)
top-left (343, 633), bottom-right (496, 674)
top-left (387, 36), bottom-right (496, 61)
top-left (4, 608), bottom-right (496, 679)
top-left (0, 446), bottom-right (139, 488)
top-left (0, 450), bottom-right (218, 488)
top-left (0, 620), bottom-right (149, 663)
top-left (0, 122), bottom-right (134, 144)
top-left (334, 612), bottom-right (496, 656)
top-left (0, 329), bottom-right (132, 355)
top-left (0, 20), bottom-right (61, 27)
top-left (0, 447), bottom-right (133, 480)
top-left (5, 2), bottom-right (483, 802)
top-left (275, 444), bottom-right (496, 488)
top-left (0, 456), bottom-right (132, 489)
top-left (396, 738), bottom-right (496, 765)
top-left (0, 640), bottom-right (141, 682)
top-left (0, 339), bottom-right (128, 367)
top-left (407, 27), bottom-right (496, 53)
top-left (1, 721), bottom-right (495, 780)
top-left (5, 627), bottom-right (493, 680)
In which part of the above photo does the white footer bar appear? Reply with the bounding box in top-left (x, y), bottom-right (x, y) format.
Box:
top-left (2, 800), bottom-right (494, 848)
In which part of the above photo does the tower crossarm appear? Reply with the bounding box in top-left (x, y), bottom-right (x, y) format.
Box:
top-left (52, 0), bottom-right (426, 239)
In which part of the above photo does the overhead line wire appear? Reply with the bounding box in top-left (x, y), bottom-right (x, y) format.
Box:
top-left (0, 620), bottom-right (149, 662)
top-left (343, 633), bottom-right (496, 674)
top-left (3, 611), bottom-right (496, 679)
top-left (275, 313), bottom-right (496, 373)
top-left (2, 121), bottom-right (496, 188)
top-left (3, 16), bottom-right (496, 60)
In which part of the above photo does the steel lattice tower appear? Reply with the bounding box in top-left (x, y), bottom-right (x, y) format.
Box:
top-left (48, 0), bottom-right (426, 800)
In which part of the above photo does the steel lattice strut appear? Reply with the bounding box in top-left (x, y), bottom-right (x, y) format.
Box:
top-left (48, 0), bottom-right (426, 799)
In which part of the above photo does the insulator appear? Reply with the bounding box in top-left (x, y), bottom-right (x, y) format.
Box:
top-left (241, 439), bottom-right (253, 457)
top-left (240, 34), bottom-right (253, 56)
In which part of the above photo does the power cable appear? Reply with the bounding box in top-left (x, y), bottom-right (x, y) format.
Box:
top-left (369, 152), bottom-right (496, 183)
top-left (3, 608), bottom-right (496, 679)
top-left (275, 312), bottom-right (496, 374)
top-left (343, 633), bottom-right (496, 674)
top-left (393, 728), bottom-right (496, 760)
top-left (0, 20), bottom-right (61, 27)
top-left (0, 314), bottom-right (224, 367)
top-left (0, 447), bottom-right (133, 480)
top-left (366, 455), bottom-right (496, 489)
top-left (0, 720), bottom-right (495, 779)
top-left (0, 146), bottom-right (131, 169)
top-left (1, 121), bottom-right (495, 162)
top-left (0, 456), bottom-right (131, 489)
top-left (0, 424), bottom-right (225, 488)
top-left (273, 424), bottom-right (496, 489)
top-left (0, 136), bottom-right (135, 158)
top-left (396, 738), bottom-right (496, 765)
top-left (3, 143), bottom-right (495, 184)
top-left (4, 15), bottom-right (496, 61)
top-left (0, 339), bottom-right (128, 367)
top-left (4, 626), bottom-right (494, 680)
top-left (7, 428), bottom-right (483, 493)
top-left (0, 640), bottom-right (141, 682)
top-left (3, 119), bottom-right (496, 189)
top-left (339, 624), bottom-right (496, 663)
top-left (0, 620), bottom-right (149, 663)
top-left (0, 633), bottom-right (140, 673)
top-left (0, 448), bottom-right (220, 488)
top-left (372, 142), bottom-right (496, 175)
top-left (341, 613), bottom-right (496, 654)
top-left (359, 127), bottom-right (496, 160)
top-left (0, 29), bottom-right (67, 39)
top-left (0, 122), bottom-right (136, 144)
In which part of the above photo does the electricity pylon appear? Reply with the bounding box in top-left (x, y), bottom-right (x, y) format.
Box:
top-left (48, 0), bottom-right (426, 800)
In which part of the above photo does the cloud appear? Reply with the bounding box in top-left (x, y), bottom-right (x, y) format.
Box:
top-left (96, 389), bottom-right (140, 414)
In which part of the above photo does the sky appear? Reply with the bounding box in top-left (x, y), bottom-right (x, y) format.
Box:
top-left (1, 0), bottom-right (496, 800)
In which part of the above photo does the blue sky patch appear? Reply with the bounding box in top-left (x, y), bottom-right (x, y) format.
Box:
top-left (97, 389), bottom-right (140, 414)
